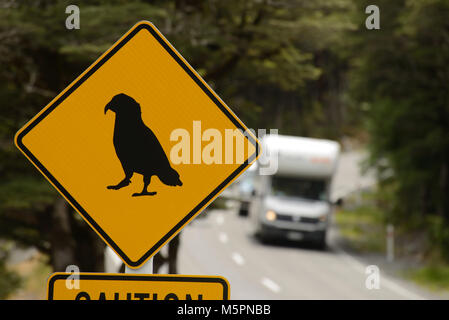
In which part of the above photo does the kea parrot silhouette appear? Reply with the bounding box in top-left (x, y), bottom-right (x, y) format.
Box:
top-left (104, 93), bottom-right (182, 197)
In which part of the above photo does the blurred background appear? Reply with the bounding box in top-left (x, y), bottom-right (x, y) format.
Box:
top-left (1, 0), bottom-right (449, 299)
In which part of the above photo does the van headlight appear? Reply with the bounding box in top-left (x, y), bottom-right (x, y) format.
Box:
top-left (266, 210), bottom-right (277, 221)
top-left (319, 214), bottom-right (328, 222)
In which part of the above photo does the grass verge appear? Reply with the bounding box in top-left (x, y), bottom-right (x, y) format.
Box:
top-left (406, 265), bottom-right (449, 292)
top-left (334, 205), bottom-right (386, 253)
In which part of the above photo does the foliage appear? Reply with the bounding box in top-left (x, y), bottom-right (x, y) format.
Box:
top-left (0, 245), bottom-right (21, 299)
top-left (407, 265), bottom-right (449, 291)
top-left (349, 0), bottom-right (449, 259)
top-left (335, 203), bottom-right (386, 253)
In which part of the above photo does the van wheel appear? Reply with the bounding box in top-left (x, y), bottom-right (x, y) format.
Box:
top-left (255, 230), bottom-right (268, 244)
top-left (237, 203), bottom-right (249, 217)
top-left (238, 207), bottom-right (248, 217)
top-left (315, 232), bottom-right (327, 250)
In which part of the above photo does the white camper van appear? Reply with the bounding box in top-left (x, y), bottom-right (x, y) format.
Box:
top-left (249, 135), bottom-right (340, 248)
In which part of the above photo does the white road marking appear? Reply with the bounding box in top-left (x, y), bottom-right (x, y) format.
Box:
top-left (231, 252), bottom-right (245, 266)
top-left (333, 246), bottom-right (425, 300)
top-left (261, 277), bottom-right (281, 293)
top-left (219, 232), bottom-right (229, 244)
top-left (216, 214), bottom-right (225, 226)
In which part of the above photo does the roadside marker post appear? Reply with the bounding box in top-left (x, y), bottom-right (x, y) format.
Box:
top-left (386, 224), bottom-right (394, 262)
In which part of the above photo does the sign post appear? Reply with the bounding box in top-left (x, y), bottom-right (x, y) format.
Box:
top-left (125, 257), bottom-right (153, 274)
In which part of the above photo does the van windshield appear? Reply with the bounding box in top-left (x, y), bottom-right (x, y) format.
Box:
top-left (271, 176), bottom-right (326, 201)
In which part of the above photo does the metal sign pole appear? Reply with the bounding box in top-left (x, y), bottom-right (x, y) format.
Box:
top-left (125, 258), bottom-right (153, 274)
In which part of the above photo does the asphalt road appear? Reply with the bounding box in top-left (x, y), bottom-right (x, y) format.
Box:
top-left (105, 149), bottom-right (437, 300)
top-left (177, 149), bottom-right (432, 299)
top-left (177, 207), bottom-right (431, 300)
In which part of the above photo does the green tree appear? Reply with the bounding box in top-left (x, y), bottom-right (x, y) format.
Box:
top-left (350, 0), bottom-right (449, 257)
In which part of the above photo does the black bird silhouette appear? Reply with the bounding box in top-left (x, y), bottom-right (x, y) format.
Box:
top-left (104, 93), bottom-right (182, 196)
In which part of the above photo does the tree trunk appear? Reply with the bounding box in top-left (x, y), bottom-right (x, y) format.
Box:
top-left (50, 198), bottom-right (105, 272)
top-left (153, 233), bottom-right (181, 274)
top-left (439, 161), bottom-right (449, 221)
top-left (168, 233), bottom-right (180, 274)
top-left (50, 198), bottom-right (76, 271)
top-left (73, 226), bottom-right (105, 272)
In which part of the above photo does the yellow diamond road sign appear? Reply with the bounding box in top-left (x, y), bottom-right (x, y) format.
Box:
top-left (48, 273), bottom-right (229, 300)
top-left (15, 21), bottom-right (259, 268)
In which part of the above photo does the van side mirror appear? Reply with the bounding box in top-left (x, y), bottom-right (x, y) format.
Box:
top-left (251, 189), bottom-right (265, 198)
top-left (333, 198), bottom-right (343, 207)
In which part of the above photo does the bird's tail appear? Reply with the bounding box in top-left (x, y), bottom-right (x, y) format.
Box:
top-left (159, 166), bottom-right (183, 187)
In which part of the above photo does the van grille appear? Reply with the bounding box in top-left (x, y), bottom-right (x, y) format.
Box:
top-left (276, 214), bottom-right (292, 221)
top-left (275, 214), bottom-right (319, 223)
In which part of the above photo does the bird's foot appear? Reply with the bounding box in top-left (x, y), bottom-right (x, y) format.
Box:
top-left (107, 179), bottom-right (131, 190)
top-left (132, 191), bottom-right (157, 197)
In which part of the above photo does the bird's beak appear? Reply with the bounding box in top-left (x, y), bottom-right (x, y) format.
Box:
top-left (104, 103), bottom-right (112, 114)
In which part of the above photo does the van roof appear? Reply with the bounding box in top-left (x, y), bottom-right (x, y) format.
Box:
top-left (262, 134), bottom-right (340, 157)
top-left (259, 134), bottom-right (340, 178)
